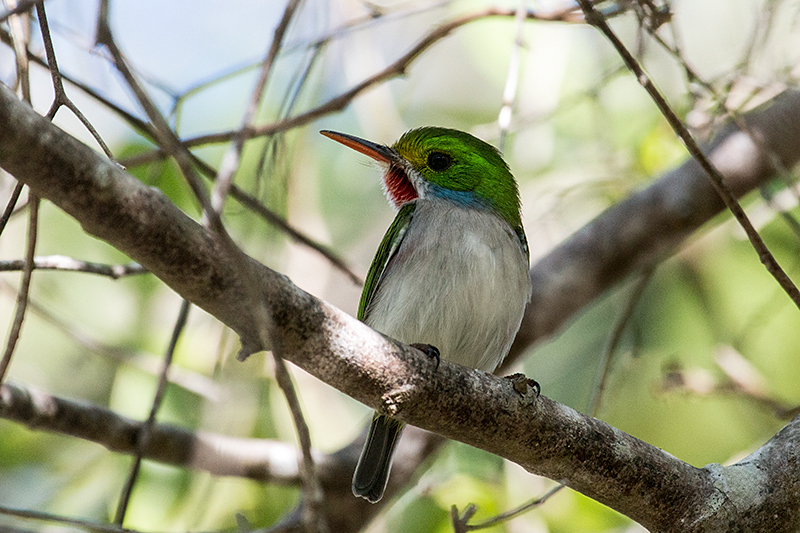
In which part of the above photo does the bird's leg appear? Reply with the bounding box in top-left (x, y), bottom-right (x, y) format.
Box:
top-left (410, 343), bottom-right (440, 369)
top-left (504, 373), bottom-right (541, 398)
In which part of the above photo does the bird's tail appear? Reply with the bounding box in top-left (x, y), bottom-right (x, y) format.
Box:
top-left (352, 414), bottom-right (405, 503)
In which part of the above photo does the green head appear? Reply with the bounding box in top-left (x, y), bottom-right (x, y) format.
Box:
top-left (391, 128), bottom-right (522, 228)
top-left (321, 127), bottom-right (525, 236)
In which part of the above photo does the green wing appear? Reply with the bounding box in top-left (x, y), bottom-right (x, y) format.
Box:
top-left (514, 225), bottom-right (530, 263)
top-left (358, 202), bottom-right (416, 321)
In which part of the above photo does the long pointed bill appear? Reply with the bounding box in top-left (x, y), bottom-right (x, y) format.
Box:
top-left (320, 130), bottom-right (398, 164)
top-left (322, 129), bottom-right (418, 207)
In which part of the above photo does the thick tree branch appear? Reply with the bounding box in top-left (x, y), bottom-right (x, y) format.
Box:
top-left (0, 380), bottom-right (323, 484)
top-left (2, 83), bottom-right (800, 531)
top-left (0, 85), bottom-right (264, 351)
top-left (0, 380), bottom-right (436, 532)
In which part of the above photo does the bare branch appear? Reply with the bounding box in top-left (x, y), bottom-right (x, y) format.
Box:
top-left (273, 356), bottom-right (329, 533)
top-left (576, 0), bottom-right (800, 309)
top-left (0, 195), bottom-right (38, 384)
top-left (0, 26), bottom-right (150, 133)
top-left (94, 0), bottom-right (216, 223)
top-left (95, 5), bottom-right (586, 290)
top-left (114, 300), bottom-right (190, 525)
top-left (703, 416), bottom-right (800, 529)
top-left (451, 483), bottom-right (564, 532)
top-left (0, 255), bottom-right (146, 278)
top-left (0, 0), bottom-right (36, 23)
top-left (119, 134), bottom-right (362, 284)
top-left (0, 380), bottom-right (311, 484)
top-left (0, 283), bottom-right (221, 399)
top-left (508, 89), bottom-right (800, 361)
top-left (35, 1), bottom-right (114, 158)
top-left (0, 503), bottom-right (142, 533)
top-left (125, 5), bottom-right (582, 163)
top-left (0, 83), bottom-right (262, 349)
top-left (0, 29), bottom-right (360, 285)
top-left (0, 379), bottom-right (433, 532)
top-left (0, 181), bottom-right (24, 236)
top-left (3, 0), bottom-right (31, 102)
top-left (211, 0), bottom-right (302, 213)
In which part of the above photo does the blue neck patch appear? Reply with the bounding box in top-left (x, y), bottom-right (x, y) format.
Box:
top-left (426, 184), bottom-right (491, 210)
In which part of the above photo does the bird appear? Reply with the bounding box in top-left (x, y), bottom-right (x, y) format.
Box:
top-left (321, 126), bottom-right (531, 503)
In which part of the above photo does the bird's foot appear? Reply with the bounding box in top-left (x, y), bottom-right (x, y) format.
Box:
top-left (410, 343), bottom-right (440, 370)
top-left (505, 373), bottom-right (541, 398)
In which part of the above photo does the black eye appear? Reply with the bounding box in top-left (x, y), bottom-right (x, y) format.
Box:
top-left (427, 151), bottom-right (452, 171)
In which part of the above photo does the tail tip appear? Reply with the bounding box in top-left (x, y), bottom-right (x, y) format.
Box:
top-left (352, 481), bottom-right (384, 503)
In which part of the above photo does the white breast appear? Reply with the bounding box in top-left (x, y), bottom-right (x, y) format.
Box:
top-left (364, 199), bottom-right (531, 372)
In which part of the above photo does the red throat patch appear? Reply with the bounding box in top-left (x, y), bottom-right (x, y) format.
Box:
top-left (383, 165), bottom-right (418, 208)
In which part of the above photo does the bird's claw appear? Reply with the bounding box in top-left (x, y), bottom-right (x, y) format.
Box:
top-left (505, 373), bottom-right (540, 398)
top-left (410, 343), bottom-right (440, 369)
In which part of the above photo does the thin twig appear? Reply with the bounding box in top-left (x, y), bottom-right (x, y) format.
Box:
top-left (497, 0), bottom-right (527, 151)
top-left (4, 0), bottom-right (30, 102)
top-left (645, 6), bottom-right (800, 258)
top-left (103, 0), bottom-right (276, 364)
top-left (94, 0), bottom-right (217, 225)
top-left (7, 4), bottom-right (574, 287)
top-left (284, 0), bottom-right (449, 55)
top-left (762, 188), bottom-right (800, 241)
top-left (0, 256), bottom-right (146, 278)
top-left (194, 6), bottom-right (577, 146)
top-left (645, 15), bottom-right (716, 99)
top-left (739, 0), bottom-right (778, 75)
top-left (8, 193), bottom-right (29, 217)
top-left (211, 0), bottom-right (303, 214)
top-left (275, 38), bottom-right (322, 121)
top-left (644, 7), bottom-right (797, 190)
top-left (0, 0), bottom-right (36, 23)
top-left (201, 0), bottom-right (322, 370)
top-left (575, 0), bottom-right (800, 311)
top-left (119, 139), bottom-right (361, 284)
top-left (0, 504), bottom-right (143, 533)
top-left (95, 2), bottom-right (262, 351)
top-left (0, 281), bottom-right (220, 398)
top-left (451, 483), bottom-right (564, 532)
top-left (659, 359), bottom-right (800, 421)
top-left (1, 17), bottom-right (40, 385)
top-left (138, 0), bottom-right (447, 138)
top-left (0, 195), bottom-right (38, 384)
top-left (0, 26), bottom-right (150, 135)
top-left (35, 1), bottom-right (115, 158)
top-left (272, 355), bottom-right (329, 533)
top-left (114, 300), bottom-right (190, 525)
top-left (126, 6), bottom-right (581, 161)
top-left (229, 184), bottom-right (361, 284)
top-left (589, 268), bottom-right (653, 417)
top-left (0, 181), bottom-right (24, 236)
